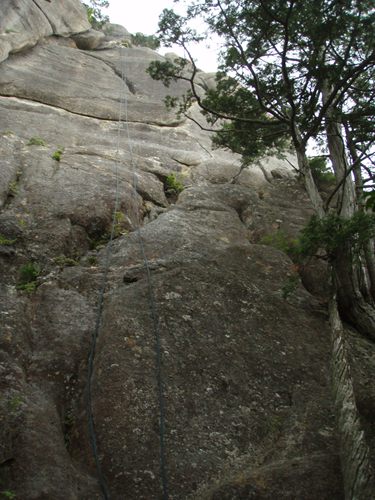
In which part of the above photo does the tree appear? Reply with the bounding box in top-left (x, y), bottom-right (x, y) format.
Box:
top-left (82, 0), bottom-right (109, 29)
top-left (148, 0), bottom-right (375, 339)
top-left (131, 33), bottom-right (160, 50)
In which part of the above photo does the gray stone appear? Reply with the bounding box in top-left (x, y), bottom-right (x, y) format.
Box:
top-left (0, 0), bottom-right (89, 63)
top-left (72, 29), bottom-right (105, 50)
top-left (1, 2), bottom-right (364, 498)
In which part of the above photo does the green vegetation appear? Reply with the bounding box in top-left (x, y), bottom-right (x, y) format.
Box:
top-left (53, 255), bottom-right (79, 267)
top-left (308, 157), bottom-right (335, 184)
top-left (0, 234), bottom-right (16, 246)
top-left (113, 211), bottom-right (128, 237)
top-left (17, 262), bottom-right (40, 292)
top-left (8, 395), bottom-right (23, 412)
top-left (259, 231), bottom-right (298, 258)
top-left (281, 274), bottom-right (300, 300)
top-left (87, 255), bottom-right (98, 266)
top-left (165, 173), bottom-right (184, 194)
top-left (298, 212), bottom-right (375, 261)
top-left (52, 148), bottom-right (63, 162)
top-left (150, 0), bottom-right (375, 337)
top-left (1, 490), bottom-right (16, 499)
top-left (8, 181), bottom-right (18, 197)
top-left (27, 137), bottom-right (46, 146)
top-left (2, 130), bottom-right (14, 136)
top-left (82, 0), bottom-right (109, 29)
top-left (131, 32), bottom-right (160, 50)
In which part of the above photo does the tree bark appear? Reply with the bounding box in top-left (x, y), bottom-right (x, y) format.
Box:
top-left (329, 289), bottom-right (375, 499)
top-left (322, 83), bottom-right (375, 338)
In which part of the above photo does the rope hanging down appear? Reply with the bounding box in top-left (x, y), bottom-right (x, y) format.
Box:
top-left (85, 46), bottom-right (169, 500)
top-left (85, 44), bottom-right (126, 500)
top-left (122, 47), bottom-right (170, 500)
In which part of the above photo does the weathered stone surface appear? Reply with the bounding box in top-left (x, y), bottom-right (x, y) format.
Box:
top-left (0, 0), bottom-right (89, 63)
top-left (2, 1), bottom-right (373, 498)
top-left (72, 29), bottom-right (105, 50)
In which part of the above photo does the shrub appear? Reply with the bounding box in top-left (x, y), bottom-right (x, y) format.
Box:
top-left (53, 255), bottom-right (79, 267)
top-left (131, 32), bottom-right (160, 50)
top-left (165, 173), bottom-right (184, 194)
top-left (27, 137), bottom-right (46, 146)
top-left (259, 230), bottom-right (298, 257)
top-left (8, 181), bottom-right (18, 196)
top-left (308, 156), bottom-right (335, 183)
top-left (52, 149), bottom-right (63, 161)
top-left (298, 212), bottom-right (375, 259)
top-left (17, 262), bottom-right (40, 292)
top-left (0, 234), bottom-right (16, 246)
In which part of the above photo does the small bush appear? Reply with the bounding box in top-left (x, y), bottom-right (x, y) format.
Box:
top-left (308, 156), bottom-right (335, 183)
top-left (17, 262), bottom-right (40, 292)
top-left (28, 137), bottom-right (46, 146)
top-left (52, 149), bottom-right (63, 162)
top-left (165, 173), bottom-right (184, 194)
top-left (259, 230), bottom-right (298, 257)
top-left (131, 32), bottom-right (160, 50)
top-left (53, 255), bottom-right (79, 267)
top-left (1, 490), bottom-right (16, 499)
top-left (0, 234), bottom-right (16, 246)
top-left (281, 274), bottom-right (300, 299)
top-left (298, 212), bottom-right (375, 259)
top-left (8, 181), bottom-right (18, 196)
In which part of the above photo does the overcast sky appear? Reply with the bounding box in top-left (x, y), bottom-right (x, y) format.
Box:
top-left (106, 0), bottom-right (220, 72)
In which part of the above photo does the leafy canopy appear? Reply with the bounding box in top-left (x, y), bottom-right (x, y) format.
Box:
top-left (82, 0), bottom-right (109, 29)
top-left (149, 0), bottom-right (374, 168)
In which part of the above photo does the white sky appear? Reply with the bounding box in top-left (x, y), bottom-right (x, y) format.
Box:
top-left (106, 0), bottom-right (220, 72)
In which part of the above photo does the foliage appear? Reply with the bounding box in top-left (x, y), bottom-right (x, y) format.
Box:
top-left (17, 262), bottom-right (40, 292)
top-left (1, 490), bottom-right (16, 499)
top-left (308, 157), bottom-right (335, 183)
top-left (165, 173), bottom-right (184, 194)
top-left (0, 234), bottom-right (16, 246)
top-left (82, 0), bottom-right (109, 29)
top-left (259, 230), bottom-right (298, 257)
top-left (52, 149), bottom-right (63, 162)
top-left (131, 33), bottom-right (160, 50)
top-left (282, 274), bottom-right (300, 299)
top-left (113, 211), bottom-right (128, 237)
top-left (53, 255), bottom-right (79, 267)
top-left (150, 1), bottom-right (374, 167)
top-left (27, 137), bottom-right (46, 146)
top-left (8, 181), bottom-right (18, 196)
top-left (298, 212), bottom-right (375, 260)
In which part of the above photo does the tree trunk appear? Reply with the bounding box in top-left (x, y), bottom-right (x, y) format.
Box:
top-left (334, 245), bottom-right (375, 341)
top-left (329, 288), bottom-right (375, 499)
top-left (322, 84), bottom-right (375, 338)
top-left (294, 142), bottom-right (325, 216)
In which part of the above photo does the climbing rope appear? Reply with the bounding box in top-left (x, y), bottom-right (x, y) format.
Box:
top-left (85, 44), bottom-right (126, 500)
top-left (121, 47), bottom-right (169, 500)
top-left (86, 45), bottom-right (169, 500)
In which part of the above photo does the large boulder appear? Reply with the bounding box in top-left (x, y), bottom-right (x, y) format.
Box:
top-left (0, 0), bottom-right (90, 63)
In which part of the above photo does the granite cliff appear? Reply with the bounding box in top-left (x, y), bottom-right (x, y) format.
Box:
top-left (0, 1), bottom-right (374, 499)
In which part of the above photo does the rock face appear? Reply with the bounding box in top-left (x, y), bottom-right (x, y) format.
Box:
top-left (0, 2), bottom-right (374, 499)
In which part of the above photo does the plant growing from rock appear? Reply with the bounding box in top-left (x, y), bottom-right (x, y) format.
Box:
top-left (0, 234), bottom-right (16, 246)
top-left (52, 148), bottom-right (64, 162)
top-left (53, 255), bottom-right (79, 267)
top-left (165, 173), bottom-right (184, 195)
top-left (27, 137), bottom-right (46, 146)
top-left (17, 262), bottom-right (41, 292)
